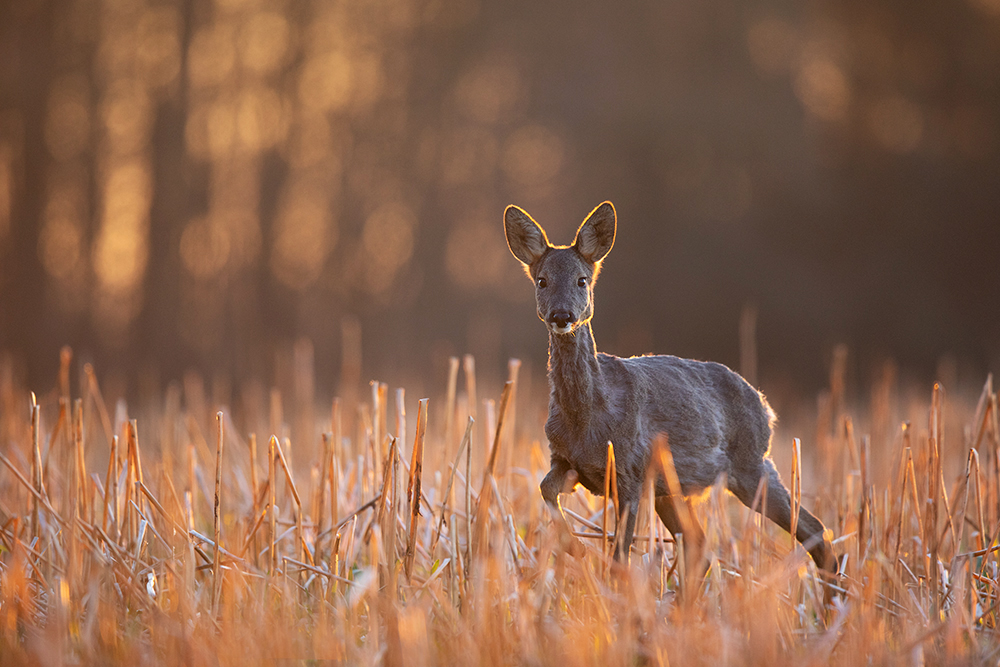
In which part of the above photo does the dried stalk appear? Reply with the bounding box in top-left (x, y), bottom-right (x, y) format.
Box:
top-left (404, 398), bottom-right (428, 579)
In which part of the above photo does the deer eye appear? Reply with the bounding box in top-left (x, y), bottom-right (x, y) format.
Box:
top-left (577, 277), bottom-right (587, 287)
top-left (537, 277), bottom-right (547, 288)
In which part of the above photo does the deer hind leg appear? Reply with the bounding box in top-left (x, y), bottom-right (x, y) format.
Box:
top-left (729, 458), bottom-right (837, 573)
top-left (654, 496), bottom-right (706, 578)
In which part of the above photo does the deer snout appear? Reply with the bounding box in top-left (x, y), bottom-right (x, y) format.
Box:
top-left (548, 310), bottom-right (576, 332)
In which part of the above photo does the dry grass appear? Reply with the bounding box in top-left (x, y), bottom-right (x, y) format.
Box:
top-left (0, 348), bottom-right (999, 666)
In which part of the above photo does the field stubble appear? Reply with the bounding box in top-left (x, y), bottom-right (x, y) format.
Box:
top-left (0, 347), bottom-right (999, 665)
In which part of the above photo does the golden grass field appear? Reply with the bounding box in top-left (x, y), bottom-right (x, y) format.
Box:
top-left (0, 348), bottom-right (998, 666)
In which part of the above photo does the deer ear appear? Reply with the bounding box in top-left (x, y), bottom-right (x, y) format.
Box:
top-left (504, 205), bottom-right (549, 266)
top-left (574, 201), bottom-right (616, 263)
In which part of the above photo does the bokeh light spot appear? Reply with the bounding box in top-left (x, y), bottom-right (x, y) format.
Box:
top-left (207, 98), bottom-right (237, 158)
top-left (271, 197), bottom-right (335, 290)
top-left (346, 52), bottom-right (384, 110)
top-left (794, 55), bottom-right (851, 121)
top-left (298, 52), bottom-right (354, 113)
top-left (102, 81), bottom-right (151, 155)
top-left (94, 161), bottom-right (151, 292)
top-left (188, 23), bottom-right (237, 89)
top-left (501, 125), bottom-right (564, 186)
top-left (94, 224), bottom-right (148, 292)
top-left (238, 12), bottom-right (290, 75)
top-left (236, 86), bottom-right (287, 151)
top-left (136, 7), bottom-right (181, 88)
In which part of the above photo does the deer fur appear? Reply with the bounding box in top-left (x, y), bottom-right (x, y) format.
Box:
top-left (504, 201), bottom-right (837, 574)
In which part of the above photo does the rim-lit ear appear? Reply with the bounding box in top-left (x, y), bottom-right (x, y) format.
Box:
top-left (574, 201), bottom-right (616, 263)
top-left (504, 205), bottom-right (550, 266)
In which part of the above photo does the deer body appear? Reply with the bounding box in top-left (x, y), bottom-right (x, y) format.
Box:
top-left (505, 201), bottom-right (837, 574)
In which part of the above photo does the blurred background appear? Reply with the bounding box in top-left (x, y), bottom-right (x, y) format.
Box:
top-left (1, 0), bottom-right (999, 402)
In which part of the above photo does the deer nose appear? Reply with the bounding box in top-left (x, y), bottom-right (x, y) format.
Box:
top-left (549, 311), bottom-right (575, 328)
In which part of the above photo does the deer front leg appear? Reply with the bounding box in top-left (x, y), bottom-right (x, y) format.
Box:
top-left (540, 459), bottom-right (585, 556)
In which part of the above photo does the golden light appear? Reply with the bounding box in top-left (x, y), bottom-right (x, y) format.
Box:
top-left (215, 0), bottom-right (254, 11)
top-left (501, 125), bottom-right (564, 186)
top-left (397, 606), bottom-right (429, 660)
top-left (135, 7), bottom-right (181, 88)
top-left (378, 0), bottom-right (419, 31)
top-left (45, 75), bottom-right (90, 162)
top-left (298, 51), bottom-right (354, 113)
top-left (101, 81), bottom-right (151, 156)
top-left (304, 9), bottom-right (348, 58)
top-left (794, 54), bottom-right (851, 122)
top-left (218, 208), bottom-right (262, 268)
top-left (96, 16), bottom-right (139, 77)
top-left (867, 95), bottom-right (923, 153)
top-left (238, 11), bottom-right (290, 75)
top-left (188, 23), bottom-right (237, 90)
top-left (93, 223), bottom-right (148, 292)
top-left (93, 160), bottom-right (151, 292)
top-left (236, 85), bottom-right (287, 152)
top-left (346, 52), bottom-right (384, 111)
top-left (207, 98), bottom-right (238, 158)
top-left (271, 196), bottom-right (334, 290)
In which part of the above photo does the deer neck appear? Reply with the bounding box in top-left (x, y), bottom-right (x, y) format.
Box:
top-left (547, 322), bottom-right (603, 424)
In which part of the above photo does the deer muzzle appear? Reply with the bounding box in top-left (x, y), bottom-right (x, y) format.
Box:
top-left (548, 310), bottom-right (576, 334)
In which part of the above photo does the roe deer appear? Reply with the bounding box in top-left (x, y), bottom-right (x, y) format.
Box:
top-left (504, 201), bottom-right (837, 575)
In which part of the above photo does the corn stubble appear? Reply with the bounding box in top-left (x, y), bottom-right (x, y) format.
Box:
top-left (1, 350), bottom-right (1000, 666)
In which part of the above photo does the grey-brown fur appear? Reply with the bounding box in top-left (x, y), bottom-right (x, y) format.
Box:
top-left (504, 201), bottom-right (837, 574)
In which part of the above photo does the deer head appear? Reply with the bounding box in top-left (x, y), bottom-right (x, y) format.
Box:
top-left (504, 202), bottom-right (616, 334)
